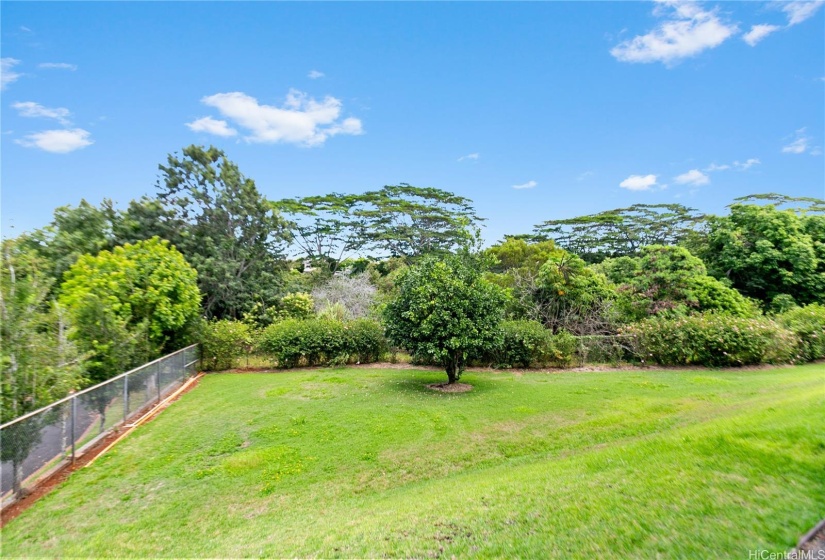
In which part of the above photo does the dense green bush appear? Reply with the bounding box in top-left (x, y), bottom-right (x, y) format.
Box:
top-left (257, 318), bottom-right (386, 368)
top-left (622, 313), bottom-right (797, 367)
top-left (278, 292), bottom-right (315, 320)
top-left (777, 304), bottom-right (825, 362)
top-left (550, 330), bottom-right (578, 367)
top-left (201, 319), bottom-right (253, 371)
top-left (384, 254), bottom-right (507, 384)
top-left (343, 319), bottom-right (388, 364)
top-left (490, 320), bottom-right (552, 368)
top-left (476, 320), bottom-right (578, 368)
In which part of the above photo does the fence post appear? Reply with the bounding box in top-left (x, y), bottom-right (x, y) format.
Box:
top-left (71, 395), bottom-right (77, 463)
top-left (123, 373), bottom-right (129, 423)
top-left (156, 363), bottom-right (162, 403)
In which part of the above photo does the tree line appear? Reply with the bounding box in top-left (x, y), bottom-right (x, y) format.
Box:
top-left (3, 144), bottom-right (825, 423)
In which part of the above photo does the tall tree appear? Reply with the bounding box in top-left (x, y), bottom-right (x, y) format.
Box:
top-left (156, 145), bottom-right (290, 318)
top-left (696, 203), bottom-right (825, 306)
top-left (273, 193), bottom-right (367, 273)
top-left (533, 204), bottom-right (703, 263)
top-left (20, 199), bottom-right (120, 290)
top-left (358, 184), bottom-right (482, 260)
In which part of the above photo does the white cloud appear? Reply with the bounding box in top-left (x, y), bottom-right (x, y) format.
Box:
top-left (458, 153), bottom-right (479, 162)
top-left (781, 1), bottom-right (824, 25)
top-left (619, 174), bottom-right (659, 191)
top-left (733, 158), bottom-right (760, 170)
top-left (512, 180), bottom-right (537, 190)
top-left (198, 90), bottom-right (363, 147)
top-left (38, 62), bottom-right (77, 71)
top-left (1, 58), bottom-right (22, 90)
top-left (705, 158), bottom-right (761, 171)
top-left (782, 138), bottom-right (808, 154)
top-left (704, 162), bottom-right (731, 171)
top-left (782, 128), bottom-right (811, 154)
top-left (15, 128), bottom-right (93, 153)
top-left (186, 116), bottom-right (238, 137)
top-left (674, 169), bottom-right (710, 185)
top-left (743, 24), bottom-right (781, 46)
top-left (12, 101), bottom-right (72, 125)
top-left (610, 1), bottom-right (738, 66)
top-left (577, 170), bottom-right (595, 181)
top-left (308, 70), bottom-right (325, 79)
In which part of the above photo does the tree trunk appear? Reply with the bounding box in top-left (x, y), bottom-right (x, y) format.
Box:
top-left (446, 363), bottom-right (457, 384)
top-left (445, 352), bottom-right (460, 384)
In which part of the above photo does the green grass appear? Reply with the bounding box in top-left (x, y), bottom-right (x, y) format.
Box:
top-left (4, 365), bottom-right (824, 558)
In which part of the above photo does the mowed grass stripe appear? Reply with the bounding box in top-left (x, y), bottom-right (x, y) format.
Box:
top-left (3, 364), bottom-right (824, 558)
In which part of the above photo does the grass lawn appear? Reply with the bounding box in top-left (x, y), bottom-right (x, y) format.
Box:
top-left (3, 364), bottom-right (824, 558)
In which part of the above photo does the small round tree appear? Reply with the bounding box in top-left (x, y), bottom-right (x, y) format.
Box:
top-left (384, 254), bottom-right (506, 384)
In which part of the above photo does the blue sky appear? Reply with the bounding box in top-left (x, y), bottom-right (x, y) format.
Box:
top-left (2, 1), bottom-right (823, 244)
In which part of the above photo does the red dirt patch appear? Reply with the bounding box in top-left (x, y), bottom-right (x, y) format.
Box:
top-left (426, 382), bottom-right (473, 393)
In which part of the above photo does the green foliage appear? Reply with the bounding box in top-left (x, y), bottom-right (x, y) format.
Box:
top-left (273, 193), bottom-right (368, 274)
top-left (622, 313), bottom-right (797, 367)
top-left (278, 292), bottom-right (315, 321)
top-left (1, 241), bottom-right (84, 423)
top-left (532, 250), bottom-right (619, 334)
top-left (201, 320), bottom-right (253, 371)
top-left (487, 320), bottom-right (552, 368)
top-left (343, 319), bottom-right (389, 363)
top-left (697, 203), bottom-right (825, 306)
top-left (1, 241), bottom-right (85, 496)
top-left (317, 302), bottom-right (349, 322)
top-left (20, 199), bottom-right (120, 291)
top-left (483, 320), bottom-right (576, 368)
top-left (278, 184), bottom-right (481, 264)
top-left (258, 318), bottom-right (386, 368)
top-left (358, 184), bottom-right (482, 260)
top-left (533, 204), bottom-right (703, 263)
top-left (599, 246), bottom-right (759, 321)
top-left (769, 294), bottom-right (799, 315)
top-left (259, 319), bottom-right (344, 368)
top-left (383, 254), bottom-right (507, 383)
top-left (59, 238), bottom-right (201, 383)
top-left (777, 304), bottom-right (825, 362)
top-left (156, 145), bottom-right (291, 319)
top-left (60, 237), bottom-right (201, 348)
top-left (487, 237), bottom-right (558, 274)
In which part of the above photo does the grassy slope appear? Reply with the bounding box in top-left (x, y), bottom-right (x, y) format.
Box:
top-left (3, 365), bottom-right (824, 558)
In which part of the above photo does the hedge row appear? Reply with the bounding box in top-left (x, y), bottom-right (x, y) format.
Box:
top-left (621, 313), bottom-right (798, 367)
top-left (258, 318), bottom-right (388, 368)
top-left (200, 305), bottom-right (825, 371)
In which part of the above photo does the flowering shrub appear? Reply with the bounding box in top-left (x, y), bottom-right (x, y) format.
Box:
top-left (621, 313), bottom-right (798, 367)
top-left (777, 304), bottom-right (825, 362)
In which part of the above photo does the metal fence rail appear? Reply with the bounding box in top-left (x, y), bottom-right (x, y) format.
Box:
top-left (0, 344), bottom-right (199, 506)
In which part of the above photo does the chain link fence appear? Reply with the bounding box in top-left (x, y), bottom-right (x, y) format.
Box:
top-left (0, 344), bottom-right (199, 506)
